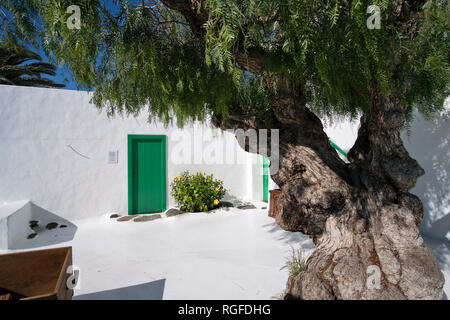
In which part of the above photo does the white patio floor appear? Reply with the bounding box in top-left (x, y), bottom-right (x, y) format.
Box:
top-left (3, 204), bottom-right (315, 299)
top-left (2, 203), bottom-right (448, 299)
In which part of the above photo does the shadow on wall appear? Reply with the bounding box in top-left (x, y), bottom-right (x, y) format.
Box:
top-left (73, 279), bottom-right (166, 300)
top-left (10, 202), bottom-right (77, 250)
top-left (402, 109), bottom-right (450, 241)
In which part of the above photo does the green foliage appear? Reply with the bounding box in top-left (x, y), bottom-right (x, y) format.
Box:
top-left (1, 0), bottom-right (448, 126)
top-left (203, 0), bottom-right (450, 120)
top-left (170, 171), bottom-right (226, 212)
top-left (276, 0), bottom-right (448, 118)
top-left (408, 0), bottom-right (450, 119)
top-left (281, 246), bottom-right (307, 276)
top-left (1, 0), bottom-right (243, 126)
top-left (0, 40), bottom-right (64, 87)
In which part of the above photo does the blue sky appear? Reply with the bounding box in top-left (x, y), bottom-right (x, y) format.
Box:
top-left (38, 1), bottom-right (122, 90)
top-left (38, 49), bottom-right (79, 90)
top-left (5, 0), bottom-right (123, 91)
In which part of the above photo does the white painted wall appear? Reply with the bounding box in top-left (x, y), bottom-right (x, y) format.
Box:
top-left (1, 85), bottom-right (448, 242)
top-left (401, 107), bottom-right (450, 241)
top-left (324, 116), bottom-right (360, 154)
top-left (0, 85), bottom-right (261, 220)
top-left (323, 103), bottom-right (450, 242)
top-left (250, 155), bottom-right (264, 202)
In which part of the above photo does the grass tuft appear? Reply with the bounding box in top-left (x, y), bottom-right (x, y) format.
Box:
top-left (281, 246), bottom-right (308, 276)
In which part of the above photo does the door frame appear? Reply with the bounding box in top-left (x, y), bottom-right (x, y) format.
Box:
top-left (263, 157), bottom-right (269, 202)
top-left (127, 134), bottom-right (167, 215)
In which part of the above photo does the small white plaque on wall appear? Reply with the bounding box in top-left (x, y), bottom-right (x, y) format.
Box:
top-left (108, 151), bottom-right (119, 164)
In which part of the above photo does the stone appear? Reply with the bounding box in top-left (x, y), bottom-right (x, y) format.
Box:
top-left (27, 233), bottom-right (37, 239)
top-left (134, 214), bottom-right (162, 222)
top-left (219, 201), bottom-right (234, 208)
top-left (117, 215), bottom-right (136, 222)
top-left (46, 222), bottom-right (58, 230)
top-left (261, 207), bottom-right (267, 209)
top-left (29, 220), bottom-right (39, 228)
top-left (60, 225), bottom-right (67, 228)
top-left (110, 214), bottom-right (120, 219)
top-left (237, 204), bottom-right (257, 210)
top-left (165, 208), bottom-right (184, 217)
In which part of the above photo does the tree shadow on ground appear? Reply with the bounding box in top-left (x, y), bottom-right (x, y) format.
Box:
top-left (261, 221), bottom-right (315, 250)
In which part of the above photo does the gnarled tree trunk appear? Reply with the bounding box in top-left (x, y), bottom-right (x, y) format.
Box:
top-left (277, 94), bottom-right (444, 300)
top-left (165, 0), bottom-right (445, 300)
top-left (214, 82), bottom-right (445, 300)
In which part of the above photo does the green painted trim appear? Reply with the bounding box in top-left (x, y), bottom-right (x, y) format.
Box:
top-left (127, 134), bottom-right (166, 215)
top-left (263, 157), bottom-right (269, 202)
top-left (329, 140), bottom-right (348, 158)
top-left (128, 135), bottom-right (132, 215)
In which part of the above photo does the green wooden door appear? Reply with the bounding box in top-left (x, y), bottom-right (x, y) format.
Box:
top-left (128, 135), bottom-right (166, 215)
top-left (263, 157), bottom-right (269, 202)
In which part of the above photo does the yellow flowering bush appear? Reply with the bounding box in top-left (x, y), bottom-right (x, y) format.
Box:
top-left (170, 171), bottom-right (226, 212)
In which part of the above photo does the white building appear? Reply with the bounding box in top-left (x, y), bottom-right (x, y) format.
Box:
top-left (0, 85), bottom-right (448, 242)
top-left (0, 85), bottom-right (274, 221)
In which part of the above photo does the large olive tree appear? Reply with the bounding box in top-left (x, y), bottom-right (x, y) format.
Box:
top-left (3, 0), bottom-right (448, 299)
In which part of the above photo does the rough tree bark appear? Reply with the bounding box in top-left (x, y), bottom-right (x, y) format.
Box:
top-left (215, 82), bottom-right (444, 300)
top-left (164, 0), bottom-right (445, 300)
top-left (279, 94), bottom-right (445, 299)
top-left (277, 93), bottom-right (444, 300)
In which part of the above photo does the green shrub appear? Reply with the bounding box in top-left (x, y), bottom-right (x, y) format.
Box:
top-left (170, 171), bottom-right (227, 212)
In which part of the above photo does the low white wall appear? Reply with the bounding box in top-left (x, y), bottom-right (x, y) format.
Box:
top-left (0, 200), bottom-right (31, 250)
top-left (0, 85), bottom-right (260, 220)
